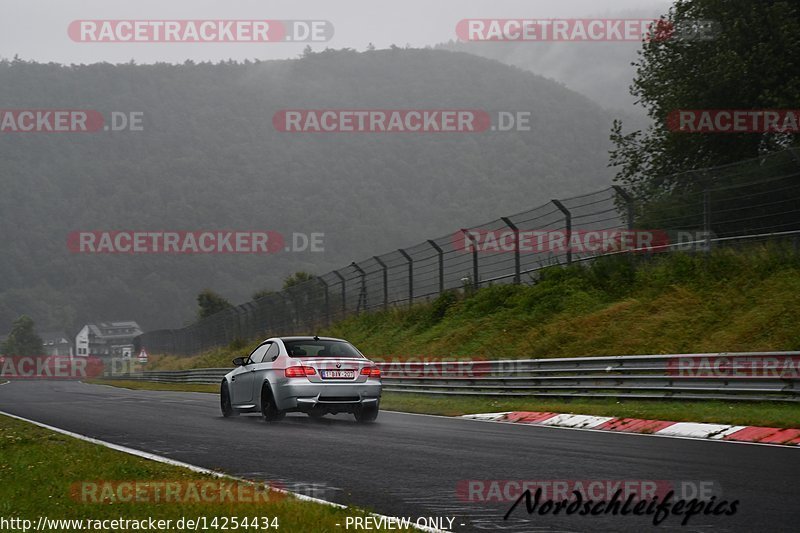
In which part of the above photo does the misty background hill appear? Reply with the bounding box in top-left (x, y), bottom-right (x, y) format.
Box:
top-left (0, 48), bottom-right (622, 334)
top-left (439, 39), bottom-right (644, 115)
top-left (437, 5), bottom-right (669, 121)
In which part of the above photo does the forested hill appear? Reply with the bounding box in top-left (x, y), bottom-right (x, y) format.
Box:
top-left (0, 48), bottom-right (618, 333)
top-left (438, 39), bottom-right (644, 114)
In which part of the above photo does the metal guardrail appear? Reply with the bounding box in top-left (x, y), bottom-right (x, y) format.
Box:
top-left (110, 351), bottom-right (800, 402)
top-left (111, 368), bottom-right (231, 385)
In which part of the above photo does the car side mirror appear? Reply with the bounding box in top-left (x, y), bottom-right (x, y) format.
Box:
top-left (232, 357), bottom-right (247, 366)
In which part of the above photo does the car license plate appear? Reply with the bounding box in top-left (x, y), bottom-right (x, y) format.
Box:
top-left (322, 370), bottom-right (355, 379)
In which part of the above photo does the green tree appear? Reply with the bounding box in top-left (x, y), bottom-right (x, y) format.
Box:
top-left (283, 271), bottom-right (315, 289)
top-left (2, 315), bottom-right (43, 356)
top-left (610, 0), bottom-right (800, 197)
top-left (197, 290), bottom-right (233, 319)
top-left (252, 288), bottom-right (275, 300)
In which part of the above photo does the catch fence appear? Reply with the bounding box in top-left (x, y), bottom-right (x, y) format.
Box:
top-left (136, 148), bottom-right (800, 355)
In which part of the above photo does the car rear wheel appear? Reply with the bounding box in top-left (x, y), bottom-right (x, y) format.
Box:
top-left (261, 384), bottom-right (285, 422)
top-left (220, 381), bottom-right (238, 417)
top-left (354, 401), bottom-right (379, 423)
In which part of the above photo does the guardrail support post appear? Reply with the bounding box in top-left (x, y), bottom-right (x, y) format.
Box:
top-left (331, 270), bottom-right (346, 319)
top-left (426, 240), bottom-right (445, 295)
top-left (551, 200), bottom-right (572, 265)
top-left (398, 248), bottom-right (413, 306)
top-left (500, 217), bottom-right (521, 284)
top-left (373, 256), bottom-right (388, 311)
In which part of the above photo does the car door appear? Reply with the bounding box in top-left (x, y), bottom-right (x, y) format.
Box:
top-left (250, 342), bottom-right (281, 401)
top-left (231, 342), bottom-right (270, 405)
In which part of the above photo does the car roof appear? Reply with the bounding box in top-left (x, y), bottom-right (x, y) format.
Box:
top-left (275, 336), bottom-right (348, 343)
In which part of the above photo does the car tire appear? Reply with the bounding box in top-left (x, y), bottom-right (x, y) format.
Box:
top-left (354, 401), bottom-right (379, 423)
top-left (261, 383), bottom-right (285, 422)
top-left (220, 381), bottom-right (238, 417)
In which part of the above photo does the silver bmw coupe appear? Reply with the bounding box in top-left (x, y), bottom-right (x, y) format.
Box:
top-left (220, 336), bottom-right (381, 422)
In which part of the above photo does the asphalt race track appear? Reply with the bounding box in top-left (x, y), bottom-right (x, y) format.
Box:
top-left (1, 380), bottom-right (797, 532)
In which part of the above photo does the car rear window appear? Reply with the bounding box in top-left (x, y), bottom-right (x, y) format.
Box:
top-left (283, 340), bottom-right (364, 358)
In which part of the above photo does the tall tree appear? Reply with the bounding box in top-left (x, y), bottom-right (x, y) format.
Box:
top-left (252, 288), bottom-right (275, 300)
top-left (197, 290), bottom-right (233, 319)
top-left (283, 272), bottom-right (316, 289)
top-left (610, 0), bottom-right (800, 197)
top-left (2, 315), bottom-right (43, 356)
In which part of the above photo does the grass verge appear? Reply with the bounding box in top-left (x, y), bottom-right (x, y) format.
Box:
top-left (84, 380), bottom-right (800, 429)
top-left (326, 246), bottom-right (800, 359)
top-left (86, 379), bottom-right (217, 394)
top-left (0, 413), bottom-right (413, 532)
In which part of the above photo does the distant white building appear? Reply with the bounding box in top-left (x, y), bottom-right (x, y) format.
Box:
top-left (75, 321), bottom-right (143, 358)
top-left (40, 331), bottom-right (73, 357)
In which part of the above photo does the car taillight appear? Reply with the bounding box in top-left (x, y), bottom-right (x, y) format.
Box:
top-left (360, 366), bottom-right (381, 378)
top-left (285, 366), bottom-right (316, 378)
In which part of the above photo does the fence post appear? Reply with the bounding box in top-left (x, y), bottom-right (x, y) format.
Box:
top-left (331, 270), bottom-right (346, 319)
top-left (461, 229), bottom-right (480, 289)
top-left (398, 249), bottom-right (413, 306)
top-left (612, 185), bottom-right (635, 230)
top-left (277, 292), bottom-right (294, 333)
top-left (318, 278), bottom-right (330, 327)
top-left (426, 240), bottom-right (445, 295)
top-left (703, 187), bottom-right (712, 253)
top-left (231, 306), bottom-right (243, 342)
top-left (551, 199), bottom-right (572, 265)
top-left (238, 303), bottom-right (254, 342)
top-left (351, 262), bottom-right (367, 313)
top-left (373, 256), bottom-right (388, 311)
top-left (500, 217), bottom-right (520, 284)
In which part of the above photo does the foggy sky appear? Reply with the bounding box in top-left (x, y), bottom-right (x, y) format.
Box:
top-left (2, 0), bottom-right (671, 64)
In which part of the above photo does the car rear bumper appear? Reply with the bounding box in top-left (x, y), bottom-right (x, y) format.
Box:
top-left (275, 380), bottom-right (381, 413)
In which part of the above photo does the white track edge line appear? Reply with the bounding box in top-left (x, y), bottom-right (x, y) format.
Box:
top-left (0, 409), bottom-right (445, 533)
